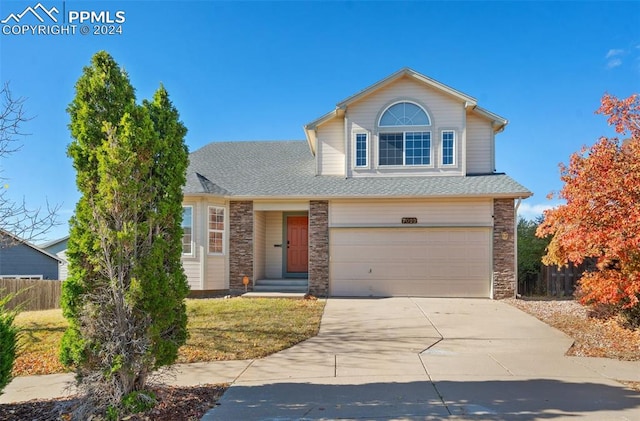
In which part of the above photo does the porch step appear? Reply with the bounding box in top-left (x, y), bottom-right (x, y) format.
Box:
top-left (253, 279), bottom-right (308, 293)
top-left (242, 292), bottom-right (306, 299)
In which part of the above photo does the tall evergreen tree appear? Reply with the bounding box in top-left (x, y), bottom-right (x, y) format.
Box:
top-left (60, 51), bottom-right (189, 417)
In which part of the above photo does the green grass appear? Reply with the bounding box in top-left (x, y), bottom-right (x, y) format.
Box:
top-left (12, 298), bottom-right (325, 376)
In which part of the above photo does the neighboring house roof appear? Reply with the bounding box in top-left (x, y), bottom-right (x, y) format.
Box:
top-left (40, 235), bottom-right (69, 255)
top-left (185, 141), bottom-right (532, 199)
top-left (0, 229), bottom-right (63, 263)
top-left (303, 68), bottom-right (508, 155)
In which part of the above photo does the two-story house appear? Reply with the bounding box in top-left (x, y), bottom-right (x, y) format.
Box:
top-left (181, 68), bottom-right (531, 298)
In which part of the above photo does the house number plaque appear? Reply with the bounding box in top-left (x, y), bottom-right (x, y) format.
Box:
top-left (401, 217), bottom-right (418, 224)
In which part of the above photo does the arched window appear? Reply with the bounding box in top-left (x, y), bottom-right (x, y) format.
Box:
top-left (378, 102), bottom-right (432, 166)
top-left (379, 102), bottom-right (430, 126)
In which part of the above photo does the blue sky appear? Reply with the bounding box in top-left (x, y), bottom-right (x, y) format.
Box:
top-left (1, 0), bottom-right (639, 243)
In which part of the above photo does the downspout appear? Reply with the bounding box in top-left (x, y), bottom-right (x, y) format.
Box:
top-left (514, 197), bottom-right (522, 297)
top-left (344, 108), bottom-right (349, 178)
top-left (314, 129), bottom-right (320, 176)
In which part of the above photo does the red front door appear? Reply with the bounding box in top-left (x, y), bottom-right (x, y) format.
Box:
top-left (287, 216), bottom-right (308, 273)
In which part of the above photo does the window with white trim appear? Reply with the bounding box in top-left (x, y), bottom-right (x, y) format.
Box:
top-left (379, 132), bottom-right (431, 166)
top-left (208, 206), bottom-right (225, 254)
top-left (379, 102), bottom-right (430, 126)
top-left (355, 133), bottom-right (368, 167)
top-left (442, 130), bottom-right (455, 165)
top-left (378, 101), bottom-right (432, 166)
top-left (182, 206), bottom-right (193, 255)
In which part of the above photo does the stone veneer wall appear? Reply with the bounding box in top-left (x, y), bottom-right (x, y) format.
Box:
top-left (229, 201), bottom-right (253, 293)
top-left (493, 198), bottom-right (516, 299)
top-left (308, 200), bottom-right (329, 297)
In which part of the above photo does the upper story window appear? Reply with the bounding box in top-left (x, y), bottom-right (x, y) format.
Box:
top-left (355, 133), bottom-right (368, 167)
top-left (379, 132), bottom-right (431, 166)
top-left (208, 206), bottom-right (225, 254)
top-left (379, 102), bottom-right (430, 126)
top-left (378, 101), bottom-right (432, 166)
top-left (442, 130), bottom-right (455, 165)
top-left (182, 206), bottom-right (193, 255)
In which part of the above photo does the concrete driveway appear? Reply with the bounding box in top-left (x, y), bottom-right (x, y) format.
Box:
top-left (203, 297), bottom-right (640, 420)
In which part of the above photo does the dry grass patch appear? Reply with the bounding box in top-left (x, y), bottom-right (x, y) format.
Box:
top-left (13, 309), bottom-right (68, 376)
top-left (506, 298), bottom-right (640, 361)
top-left (178, 297), bottom-right (325, 362)
top-left (12, 297), bottom-right (325, 376)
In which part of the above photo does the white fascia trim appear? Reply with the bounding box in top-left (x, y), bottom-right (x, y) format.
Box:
top-left (337, 68), bottom-right (478, 108)
top-left (470, 106), bottom-right (508, 133)
top-left (226, 192), bottom-right (533, 201)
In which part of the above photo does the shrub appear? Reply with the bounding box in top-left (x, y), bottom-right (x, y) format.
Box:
top-left (0, 290), bottom-right (19, 395)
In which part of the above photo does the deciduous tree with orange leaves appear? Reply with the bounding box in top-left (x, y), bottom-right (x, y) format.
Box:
top-left (537, 93), bottom-right (640, 324)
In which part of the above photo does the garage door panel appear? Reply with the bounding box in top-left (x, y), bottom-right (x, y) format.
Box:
top-left (330, 228), bottom-right (491, 297)
top-left (331, 278), bottom-right (488, 298)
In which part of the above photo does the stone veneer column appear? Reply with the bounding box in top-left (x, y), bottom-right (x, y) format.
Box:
top-left (229, 201), bottom-right (253, 293)
top-left (493, 198), bottom-right (516, 299)
top-left (308, 200), bottom-right (329, 297)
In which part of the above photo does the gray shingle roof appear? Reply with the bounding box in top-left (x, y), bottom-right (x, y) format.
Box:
top-left (185, 141), bottom-right (531, 199)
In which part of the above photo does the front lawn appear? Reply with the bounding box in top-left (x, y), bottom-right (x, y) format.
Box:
top-left (12, 297), bottom-right (325, 376)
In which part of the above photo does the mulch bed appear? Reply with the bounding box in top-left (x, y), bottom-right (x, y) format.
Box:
top-left (0, 384), bottom-right (226, 421)
top-left (505, 298), bottom-right (640, 362)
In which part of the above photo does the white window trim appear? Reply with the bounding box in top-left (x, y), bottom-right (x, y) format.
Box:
top-left (440, 130), bottom-right (456, 167)
top-left (353, 131), bottom-right (369, 169)
top-left (378, 100), bottom-right (431, 127)
top-left (377, 131), bottom-right (433, 167)
top-left (207, 206), bottom-right (225, 255)
top-left (182, 205), bottom-right (194, 257)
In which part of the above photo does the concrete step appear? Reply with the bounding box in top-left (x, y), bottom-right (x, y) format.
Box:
top-left (242, 292), bottom-right (307, 299)
top-left (255, 279), bottom-right (308, 287)
top-left (253, 279), bottom-right (308, 293)
top-left (253, 284), bottom-right (308, 293)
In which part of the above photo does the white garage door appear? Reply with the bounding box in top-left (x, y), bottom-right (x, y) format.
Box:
top-left (330, 227), bottom-right (491, 297)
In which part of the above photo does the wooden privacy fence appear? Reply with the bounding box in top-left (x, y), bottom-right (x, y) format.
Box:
top-left (542, 259), bottom-right (595, 297)
top-left (0, 278), bottom-right (62, 311)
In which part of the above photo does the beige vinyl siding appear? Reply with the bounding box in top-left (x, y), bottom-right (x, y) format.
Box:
top-left (254, 211), bottom-right (266, 281)
top-left (329, 199), bottom-right (493, 227)
top-left (254, 201), bottom-right (309, 212)
top-left (203, 200), bottom-right (227, 290)
top-left (347, 77), bottom-right (464, 176)
top-left (466, 113), bottom-right (494, 174)
top-left (183, 258), bottom-right (202, 290)
top-left (317, 118), bottom-right (345, 176)
top-left (182, 200), bottom-right (202, 290)
top-left (265, 212), bottom-right (283, 278)
top-left (181, 198), bottom-right (229, 291)
top-left (204, 256), bottom-right (226, 290)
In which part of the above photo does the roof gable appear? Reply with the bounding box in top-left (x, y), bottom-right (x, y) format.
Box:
top-left (0, 229), bottom-right (63, 262)
top-left (304, 68), bottom-right (507, 153)
top-left (336, 67), bottom-right (477, 109)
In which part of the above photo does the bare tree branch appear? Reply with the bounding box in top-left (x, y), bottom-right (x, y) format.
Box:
top-left (0, 82), bottom-right (59, 246)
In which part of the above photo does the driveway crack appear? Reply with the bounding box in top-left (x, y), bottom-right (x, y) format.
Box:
top-left (489, 353), bottom-right (514, 376)
top-left (410, 298), bottom-right (452, 415)
top-left (409, 297), bottom-right (445, 353)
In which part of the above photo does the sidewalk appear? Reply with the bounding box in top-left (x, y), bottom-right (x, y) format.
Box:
top-left (0, 360), bottom-right (253, 404)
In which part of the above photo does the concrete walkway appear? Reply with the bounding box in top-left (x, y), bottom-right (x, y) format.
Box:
top-left (2, 298), bottom-right (639, 420)
top-left (203, 298), bottom-right (640, 420)
top-left (0, 360), bottom-right (253, 403)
